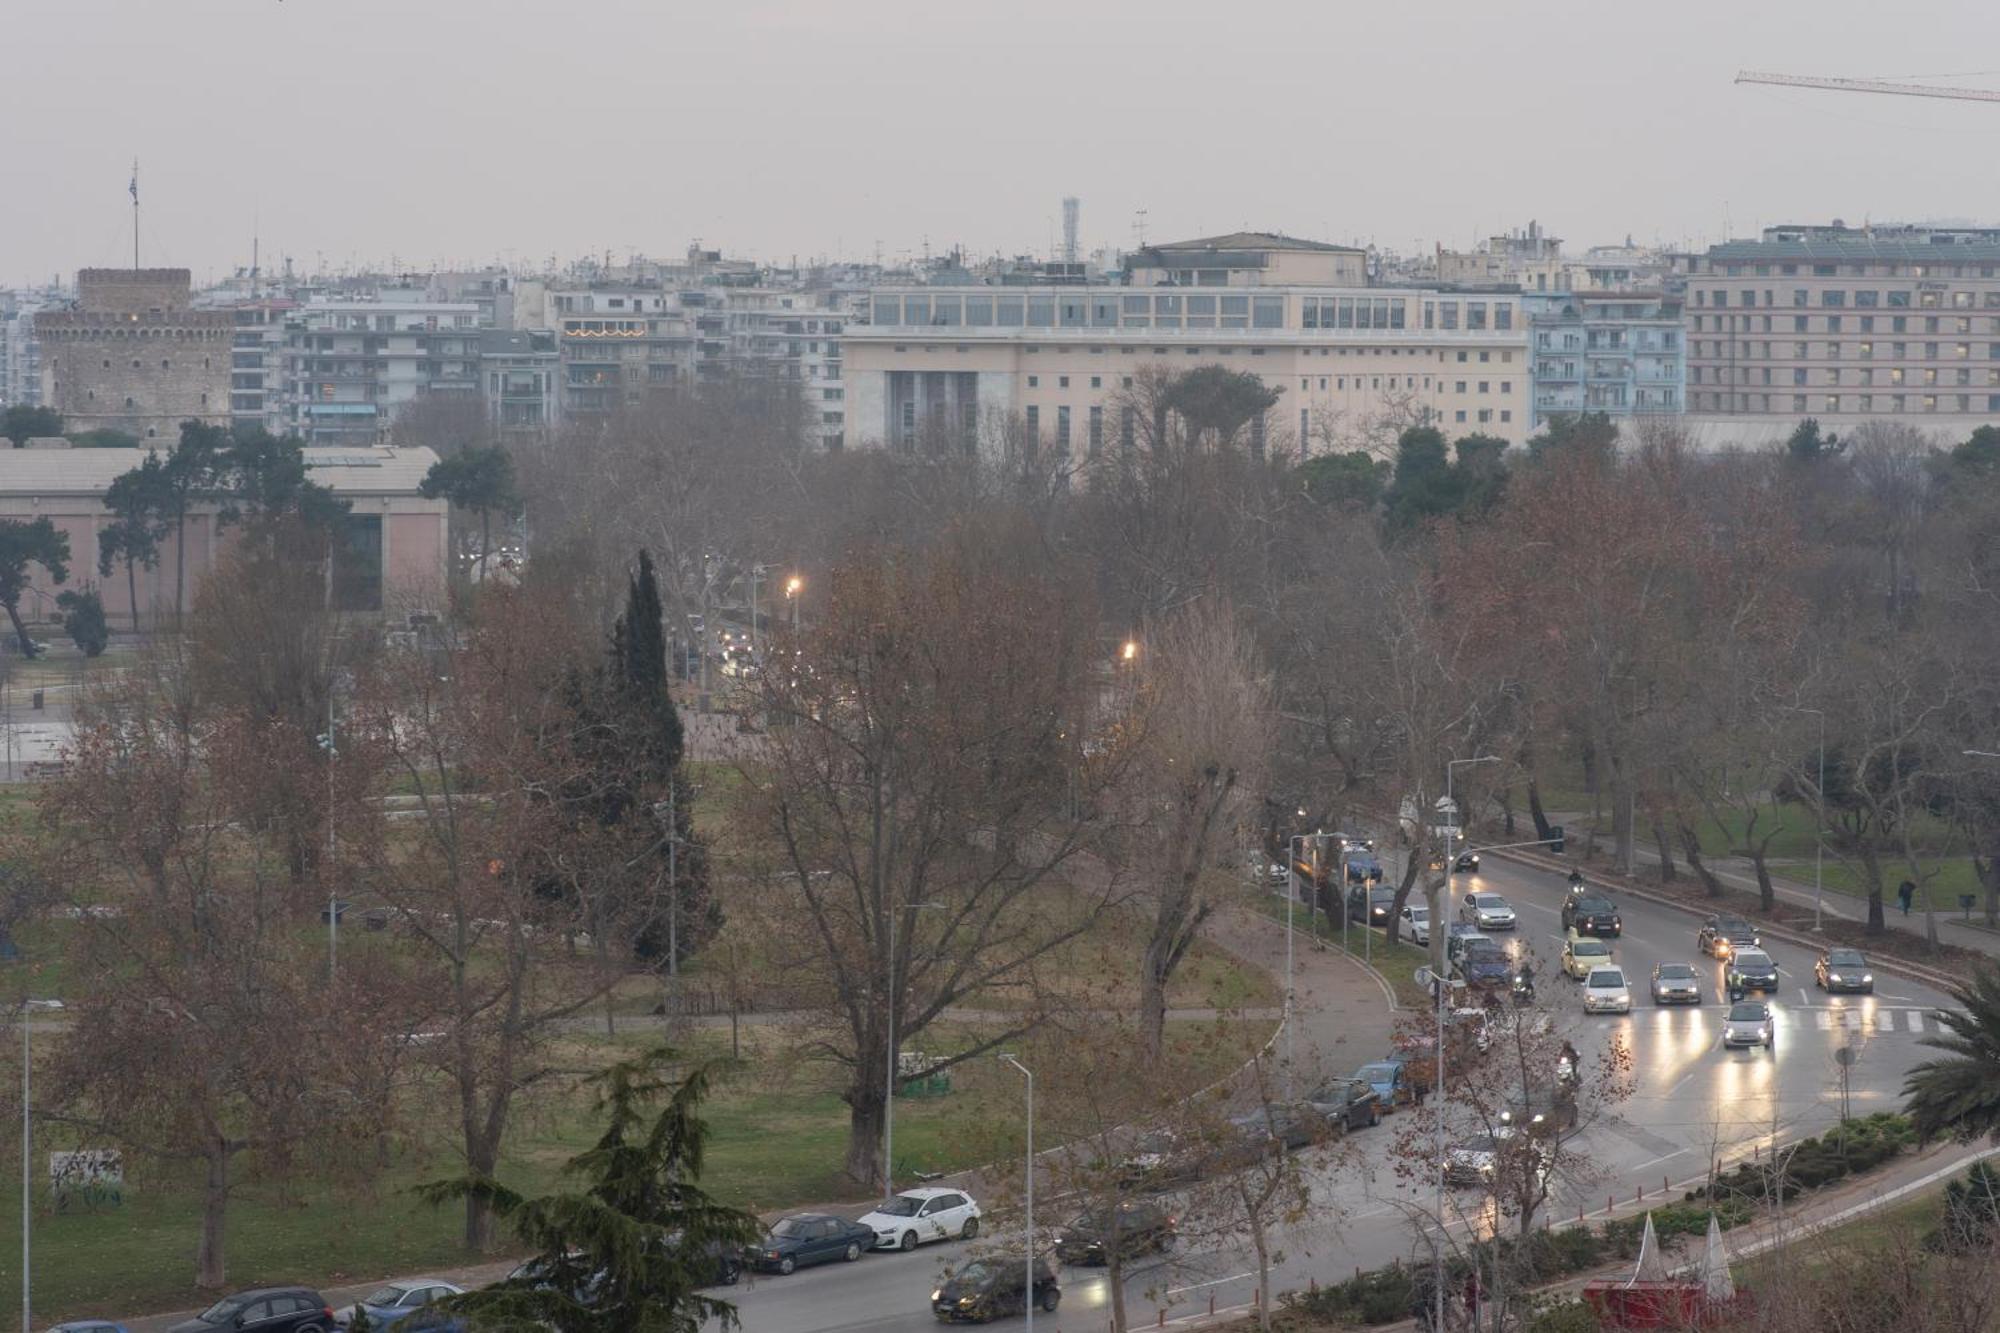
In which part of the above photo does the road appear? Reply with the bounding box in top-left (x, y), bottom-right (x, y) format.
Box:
top-left (699, 852), bottom-right (1956, 1332)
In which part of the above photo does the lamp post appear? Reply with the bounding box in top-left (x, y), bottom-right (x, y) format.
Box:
top-left (1796, 708), bottom-right (1826, 931)
top-left (884, 901), bottom-right (944, 1200)
top-left (785, 575), bottom-right (803, 634)
top-left (999, 1054), bottom-right (1034, 1333)
top-left (19, 1001), bottom-right (28, 1333)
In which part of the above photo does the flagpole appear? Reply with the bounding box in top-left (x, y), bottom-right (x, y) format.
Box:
top-left (130, 160), bottom-right (139, 270)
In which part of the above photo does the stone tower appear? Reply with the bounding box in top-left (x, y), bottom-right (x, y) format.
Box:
top-left (38, 269), bottom-right (231, 441)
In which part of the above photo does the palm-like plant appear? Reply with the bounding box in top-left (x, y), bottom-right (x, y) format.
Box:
top-left (1904, 969), bottom-right (2000, 1142)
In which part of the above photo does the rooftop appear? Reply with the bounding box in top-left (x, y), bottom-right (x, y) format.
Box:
top-left (1143, 231), bottom-right (1364, 255)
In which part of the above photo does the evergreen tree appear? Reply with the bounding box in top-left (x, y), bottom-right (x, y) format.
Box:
top-left (420, 1048), bottom-right (762, 1332)
top-left (56, 587), bottom-right (108, 657)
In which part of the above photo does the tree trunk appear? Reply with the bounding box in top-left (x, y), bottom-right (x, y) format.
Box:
top-left (844, 1072), bottom-right (888, 1190)
top-left (478, 508), bottom-right (491, 584)
top-left (125, 556), bottom-right (139, 632)
top-left (1749, 850), bottom-right (1776, 912)
top-left (1980, 855), bottom-right (2000, 929)
top-left (1652, 820), bottom-right (1676, 883)
top-left (1249, 1212), bottom-right (1272, 1332)
top-left (1679, 822), bottom-right (1724, 898)
top-left (1526, 778), bottom-right (1553, 843)
top-left (2, 598), bottom-right (32, 657)
top-left (1137, 945), bottom-right (1170, 1064)
top-left (1859, 846), bottom-right (1886, 934)
top-left (175, 514), bottom-right (187, 620)
top-left (196, 1142), bottom-right (230, 1289)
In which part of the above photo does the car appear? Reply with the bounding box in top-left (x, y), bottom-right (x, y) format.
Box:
top-left (333, 1281), bottom-right (464, 1329)
top-left (1334, 831), bottom-right (1377, 853)
top-left (933, 1256), bottom-right (1061, 1323)
top-left (167, 1290), bottom-right (335, 1333)
top-left (1560, 933), bottom-right (1614, 980)
top-left (1352, 1059), bottom-right (1422, 1110)
top-left (1445, 1129), bottom-right (1552, 1189)
top-left (1054, 1200), bottom-right (1176, 1264)
top-left (857, 1188), bottom-right (981, 1251)
top-left (1303, 1077), bottom-right (1384, 1130)
top-left (1500, 1082), bottom-right (1578, 1134)
top-left (50, 1324), bottom-right (129, 1333)
top-left (1722, 999), bottom-right (1775, 1049)
top-left (1114, 1129), bottom-right (1202, 1191)
top-left (1454, 937), bottom-right (1514, 988)
top-left (1226, 1101), bottom-right (1334, 1153)
top-left (1582, 966), bottom-right (1632, 1015)
top-left (1560, 895), bottom-right (1622, 937)
top-left (1446, 922), bottom-right (1490, 962)
top-left (1453, 850), bottom-right (1481, 873)
top-left (1726, 948), bottom-right (1781, 996)
top-left (1815, 948), bottom-right (1875, 994)
top-left (1345, 852), bottom-right (1386, 885)
top-left (1697, 914), bottom-right (1760, 960)
top-left (1399, 903), bottom-right (1431, 945)
top-left (1460, 892), bottom-right (1517, 931)
top-left (748, 1213), bottom-right (878, 1274)
top-left (1650, 962), bottom-right (1702, 1006)
top-left (1346, 882), bottom-right (1398, 926)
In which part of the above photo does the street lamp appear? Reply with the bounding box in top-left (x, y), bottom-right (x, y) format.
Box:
top-left (785, 575), bottom-right (803, 634)
top-left (1790, 707), bottom-right (1827, 932)
top-left (18, 997), bottom-right (56, 1333)
top-left (1120, 639), bottom-right (1138, 663)
top-left (998, 1054), bottom-right (1035, 1333)
top-left (884, 901), bottom-right (945, 1201)
top-left (1965, 750), bottom-right (2000, 759)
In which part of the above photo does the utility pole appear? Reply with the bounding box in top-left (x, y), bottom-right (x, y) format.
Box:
top-left (129, 160), bottom-right (139, 271)
top-left (21, 1004), bottom-right (29, 1333)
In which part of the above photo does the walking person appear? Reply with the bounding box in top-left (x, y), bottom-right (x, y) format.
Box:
top-left (1899, 879), bottom-right (1916, 916)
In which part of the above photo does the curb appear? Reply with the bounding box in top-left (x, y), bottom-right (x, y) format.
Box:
top-left (1493, 845), bottom-right (1966, 994)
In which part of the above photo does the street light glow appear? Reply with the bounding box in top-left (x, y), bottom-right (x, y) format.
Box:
top-left (1121, 640), bottom-right (1138, 662)
top-left (785, 575), bottom-right (803, 598)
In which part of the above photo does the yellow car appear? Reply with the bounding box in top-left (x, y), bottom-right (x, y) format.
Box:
top-left (1561, 933), bottom-right (1614, 980)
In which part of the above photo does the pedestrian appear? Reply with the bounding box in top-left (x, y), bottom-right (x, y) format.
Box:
top-left (1899, 880), bottom-right (1916, 916)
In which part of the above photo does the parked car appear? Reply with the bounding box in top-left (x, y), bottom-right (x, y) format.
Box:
top-left (1054, 1200), bottom-right (1176, 1264)
top-left (1446, 1129), bottom-right (1552, 1190)
top-left (1303, 1077), bottom-right (1384, 1130)
top-left (1399, 903), bottom-right (1431, 945)
top-left (932, 1257), bottom-right (1061, 1323)
top-left (1353, 1058), bottom-right (1422, 1110)
top-left (50, 1324), bottom-right (130, 1333)
top-left (1115, 1129), bottom-right (1202, 1191)
top-left (1452, 849), bottom-right (1481, 873)
top-left (1697, 914), bottom-right (1760, 960)
top-left (1650, 962), bottom-right (1702, 1006)
top-left (1725, 948), bottom-right (1781, 996)
top-left (1560, 933), bottom-right (1614, 980)
top-left (167, 1290), bottom-right (335, 1333)
top-left (1722, 1000), bottom-right (1775, 1049)
top-left (333, 1282), bottom-right (463, 1330)
top-left (1226, 1101), bottom-right (1334, 1153)
top-left (1582, 966), bottom-right (1632, 1015)
top-left (1815, 948), bottom-right (1874, 994)
top-left (748, 1213), bottom-right (878, 1274)
top-left (857, 1188), bottom-right (981, 1251)
top-left (1460, 892), bottom-right (1517, 931)
top-left (1560, 895), bottom-right (1622, 937)
top-left (1454, 937), bottom-right (1514, 989)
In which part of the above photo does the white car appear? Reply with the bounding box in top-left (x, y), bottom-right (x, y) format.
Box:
top-left (1582, 966), bottom-right (1632, 1015)
top-left (1400, 903), bottom-right (1431, 945)
top-left (856, 1187), bottom-right (981, 1251)
top-left (1461, 893), bottom-right (1517, 931)
top-left (1722, 1000), bottom-right (1775, 1049)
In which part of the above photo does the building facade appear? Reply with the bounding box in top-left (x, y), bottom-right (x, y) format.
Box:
top-left (280, 300), bottom-right (482, 444)
top-left (223, 298), bottom-right (294, 436)
top-left (479, 329), bottom-right (560, 437)
top-left (546, 285), bottom-right (696, 417)
top-left (37, 269), bottom-right (231, 440)
top-left (1525, 291), bottom-right (1684, 427)
top-left (844, 234), bottom-right (1531, 459)
top-left (1685, 224), bottom-right (2000, 437)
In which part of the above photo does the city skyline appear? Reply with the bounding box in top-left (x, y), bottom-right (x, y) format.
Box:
top-left (9, 0), bottom-right (2000, 285)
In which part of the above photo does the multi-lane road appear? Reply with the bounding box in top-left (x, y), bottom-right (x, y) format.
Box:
top-left (707, 851), bottom-right (1956, 1332)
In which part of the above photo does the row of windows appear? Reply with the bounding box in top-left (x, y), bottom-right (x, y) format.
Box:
top-left (886, 342), bottom-right (1516, 363)
top-left (1695, 366), bottom-right (2000, 387)
top-left (1698, 287), bottom-right (2000, 310)
top-left (1698, 392), bottom-right (2000, 414)
top-left (1692, 340), bottom-right (2000, 361)
top-left (867, 292), bottom-right (1518, 334)
top-left (1700, 261), bottom-right (2000, 279)
top-left (1692, 314), bottom-right (2000, 335)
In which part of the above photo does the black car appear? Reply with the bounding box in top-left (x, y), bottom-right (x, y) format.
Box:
top-left (1302, 1078), bottom-right (1383, 1131)
top-left (1453, 850), bottom-right (1480, 873)
top-left (1561, 895), bottom-right (1622, 937)
top-left (1500, 1082), bottom-right (1577, 1136)
top-left (1054, 1200), bottom-right (1176, 1264)
top-left (747, 1213), bottom-right (875, 1274)
top-left (1725, 948), bottom-right (1781, 995)
top-left (1815, 948), bottom-right (1874, 994)
top-left (1454, 938), bottom-right (1514, 988)
top-left (1697, 914), bottom-right (1760, 959)
top-left (933, 1257), bottom-right (1061, 1323)
top-left (168, 1290), bottom-right (334, 1333)
top-left (1346, 883), bottom-right (1398, 926)
top-left (1226, 1102), bottom-right (1333, 1155)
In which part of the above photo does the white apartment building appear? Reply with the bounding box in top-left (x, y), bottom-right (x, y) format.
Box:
top-left (545, 285), bottom-right (696, 418)
top-left (281, 300), bottom-right (482, 445)
top-left (843, 233), bottom-right (1531, 458)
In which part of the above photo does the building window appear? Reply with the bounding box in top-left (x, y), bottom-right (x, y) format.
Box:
top-left (1121, 405), bottom-right (1136, 450)
top-left (1087, 405), bottom-right (1103, 457)
top-left (1059, 375), bottom-right (1069, 388)
top-left (1455, 410), bottom-right (1467, 423)
top-left (1478, 381), bottom-right (1489, 394)
top-left (1028, 375), bottom-right (1038, 388)
top-left (1056, 405), bottom-right (1071, 452)
top-left (1090, 376), bottom-right (1101, 388)
top-left (1025, 405), bottom-right (1038, 443)
top-left (1500, 410), bottom-right (1511, 423)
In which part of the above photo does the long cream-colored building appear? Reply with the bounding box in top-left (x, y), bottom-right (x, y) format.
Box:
top-left (843, 233), bottom-right (1532, 458)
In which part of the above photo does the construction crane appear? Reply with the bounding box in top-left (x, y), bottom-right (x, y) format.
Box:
top-left (1736, 70), bottom-right (2000, 104)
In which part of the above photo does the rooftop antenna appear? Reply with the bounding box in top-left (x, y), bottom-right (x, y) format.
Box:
top-left (1133, 208), bottom-right (1148, 247)
top-left (1062, 196), bottom-right (1080, 264)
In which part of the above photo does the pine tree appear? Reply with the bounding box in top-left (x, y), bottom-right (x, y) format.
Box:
top-left (420, 1048), bottom-right (762, 1332)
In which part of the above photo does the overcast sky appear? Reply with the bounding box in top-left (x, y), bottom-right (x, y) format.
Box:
top-left (10, 0), bottom-right (2000, 286)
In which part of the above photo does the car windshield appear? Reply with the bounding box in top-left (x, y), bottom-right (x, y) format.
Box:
top-left (1576, 897), bottom-right (1613, 912)
top-left (1475, 895), bottom-right (1506, 907)
top-left (1464, 940), bottom-right (1505, 958)
top-left (876, 1195), bottom-right (924, 1217)
top-left (1356, 1062), bottom-right (1399, 1081)
top-left (1728, 1002), bottom-right (1768, 1021)
top-left (1589, 969), bottom-right (1626, 987)
top-left (1737, 952), bottom-right (1773, 969)
top-left (1829, 950), bottom-right (1867, 966)
top-left (1407, 906), bottom-right (1428, 919)
top-left (955, 1261), bottom-right (996, 1284)
top-left (1573, 940), bottom-right (1609, 956)
top-left (198, 1302), bottom-right (243, 1325)
top-left (771, 1218), bottom-right (808, 1237)
top-left (362, 1286), bottom-right (413, 1306)
top-left (1719, 918), bottom-right (1753, 933)
top-left (1657, 964), bottom-right (1694, 979)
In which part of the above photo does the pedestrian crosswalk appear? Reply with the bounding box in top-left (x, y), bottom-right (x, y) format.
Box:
top-left (1630, 1005), bottom-right (1941, 1039)
top-left (1801, 1006), bottom-right (1930, 1036)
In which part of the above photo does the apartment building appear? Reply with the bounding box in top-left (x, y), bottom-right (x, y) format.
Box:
top-left (223, 298), bottom-right (294, 436)
top-left (281, 300), bottom-right (482, 444)
top-left (0, 288), bottom-right (56, 409)
top-left (1524, 291), bottom-right (1684, 427)
top-left (479, 329), bottom-right (560, 437)
top-left (843, 233), bottom-right (1531, 458)
top-left (1685, 224), bottom-right (2000, 435)
top-left (546, 285), bottom-right (696, 417)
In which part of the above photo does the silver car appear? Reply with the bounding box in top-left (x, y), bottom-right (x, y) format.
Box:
top-left (1650, 962), bottom-right (1702, 1006)
top-left (1461, 892), bottom-right (1518, 931)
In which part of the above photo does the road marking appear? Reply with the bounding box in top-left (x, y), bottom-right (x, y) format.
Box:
top-left (1908, 1010), bottom-right (1925, 1033)
top-left (1847, 1010), bottom-right (1864, 1032)
top-left (1628, 1148), bottom-right (1690, 1172)
top-left (1166, 1271), bottom-right (1253, 1296)
top-left (1800, 988), bottom-right (1810, 1005)
top-left (1815, 1011), bottom-right (1833, 1030)
top-left (1663, 1069), bottom-right (1701, 1098)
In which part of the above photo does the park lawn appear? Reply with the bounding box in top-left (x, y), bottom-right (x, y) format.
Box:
top-left (3, 1015), bottom-right (1270, 1321)
top-left (1241, 889), bottom-right (1435, 1009)
top-left (1769, 856), bottom-right (1982, 911)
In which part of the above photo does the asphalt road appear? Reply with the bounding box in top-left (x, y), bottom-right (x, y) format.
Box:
top-left (700, 853), bottom-right (1957, 1332)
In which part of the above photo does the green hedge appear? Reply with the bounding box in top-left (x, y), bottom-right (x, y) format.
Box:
top-left (1697, 1112), bottom-right (1913, 1205)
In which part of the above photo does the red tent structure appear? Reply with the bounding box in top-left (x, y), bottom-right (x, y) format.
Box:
top-left (1581, 1213), bottom-right (1746, 1329)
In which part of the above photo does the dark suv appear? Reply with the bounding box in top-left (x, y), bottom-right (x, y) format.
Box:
top-left (1697, 914), bottom-right (1760, 959)
top-left (168, 1290), bottom-right (334, 1333)
top-left (933, 1257), bottom-right (1060, 1322)
top-left (1054, 1200), bottom-right (1176, 1264)
top-left (1346, 883), bottom-right (1398, 926)
top-left (1561, 895), bottom-right (1622, 937)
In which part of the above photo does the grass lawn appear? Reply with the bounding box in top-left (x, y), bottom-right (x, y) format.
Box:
top-left (1769, 856), bottom-right (1983, 912)
top-left (1242, 889), bottom-right (1436, 1009)
top-left (0, 1014), bottom-right (1270, 1320)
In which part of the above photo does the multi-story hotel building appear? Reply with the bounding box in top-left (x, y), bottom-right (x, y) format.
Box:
top-left (1685, 224), bottom-right (2000, 436)
top-left (843, 233), bottom-right (1531, 458)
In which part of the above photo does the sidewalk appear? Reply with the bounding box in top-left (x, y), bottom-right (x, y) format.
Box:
top-left (1549, 810), bottom-right (2000, 967)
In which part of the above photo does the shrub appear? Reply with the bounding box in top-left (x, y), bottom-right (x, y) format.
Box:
top-left (1928, 1160), bottom-right (2000, 1253)
top-left (1281, 1260), bottom-right (1419, 1324)
top-left (1521, 1296), bottom-right (1602, 1333)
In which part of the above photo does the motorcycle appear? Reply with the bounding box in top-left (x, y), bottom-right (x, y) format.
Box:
top-left (1511, 972), bottom-right (1536, 1007)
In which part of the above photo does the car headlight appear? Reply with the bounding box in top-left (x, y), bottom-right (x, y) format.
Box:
top-left (1863, 974), bottom-right (1873, 983)
top-left (933, 1289), bottom-right (943, 1302)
